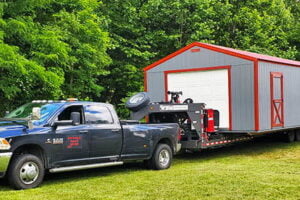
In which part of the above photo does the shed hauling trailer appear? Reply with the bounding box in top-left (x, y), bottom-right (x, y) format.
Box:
top-left (132, 42), bottom-right (300, 150)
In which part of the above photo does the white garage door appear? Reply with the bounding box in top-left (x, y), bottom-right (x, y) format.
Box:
top-left (167, 69), bottom-right (230, 128)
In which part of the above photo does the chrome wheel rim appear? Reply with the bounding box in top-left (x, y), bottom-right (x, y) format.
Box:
top-left (19, 161), bottom-right (39, 185)
top-left (159, 149), bottom-right (170, 167)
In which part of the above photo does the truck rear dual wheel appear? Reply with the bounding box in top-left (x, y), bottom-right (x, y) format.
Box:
top-left (144, 144), bottom-right (173, 170)
top-left (8, 154), bottom-right (45, 190)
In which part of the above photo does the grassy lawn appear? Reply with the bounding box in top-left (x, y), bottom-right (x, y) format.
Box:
top-left (0, 137), bottom-right (299, 200)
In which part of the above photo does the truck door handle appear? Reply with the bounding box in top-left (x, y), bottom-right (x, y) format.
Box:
top-left (79, 130), bottom-right (88, 133)
top-left (112, 129), bottom-right (121, 132)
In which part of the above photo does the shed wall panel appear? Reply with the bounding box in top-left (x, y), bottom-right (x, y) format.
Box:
top-left (146, 47), bottom-right (255, 131)
top-left (259, 62), bottom-right (300, 130)
top-left (147, 72), bottom-right (165, 102)
top-left (231, 64), bottom-right (254, 130)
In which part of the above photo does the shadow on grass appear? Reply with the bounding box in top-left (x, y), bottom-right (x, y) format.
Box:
top-left (0, 163), bottom-right (145, 191)
top-left (0, 136), bottom-right (298, 190)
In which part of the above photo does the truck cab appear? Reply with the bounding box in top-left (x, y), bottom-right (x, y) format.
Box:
top-left (0, 99), bottom-right (180, 189)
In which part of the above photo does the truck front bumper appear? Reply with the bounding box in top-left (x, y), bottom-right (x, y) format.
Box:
top-left (0, 152), bottom-right (12, 178)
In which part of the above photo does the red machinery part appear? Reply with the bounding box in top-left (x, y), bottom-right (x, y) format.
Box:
top-left (177, 128), bottom-right (182, 141)
top-left (205, 109), bottom-right (215, 133)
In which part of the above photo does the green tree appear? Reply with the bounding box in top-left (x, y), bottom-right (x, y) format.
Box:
top-left (99, 0), bottom-right (154, 118)
top-left (203, 0), bottom-right (297, 58)
top-left (0, 0), bottom-right (110, 114)
top-left (285, 0), bottom-right (300, 60)
top-left (0, 2), bottom-right (63, 113)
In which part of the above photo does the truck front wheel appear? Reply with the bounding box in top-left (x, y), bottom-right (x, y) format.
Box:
top-left (8, 154), bottom-right (45, 190)
top-left (145, 144), bottom-right (173, 170)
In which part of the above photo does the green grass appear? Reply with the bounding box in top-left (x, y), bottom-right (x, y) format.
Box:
top-left (0, 137), bottom-right (299, 200)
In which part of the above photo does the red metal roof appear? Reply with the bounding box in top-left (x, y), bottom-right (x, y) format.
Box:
top-left (205, 42), bottom-right (300, 66)
top-left (144, 42), bottom-right (300, 71)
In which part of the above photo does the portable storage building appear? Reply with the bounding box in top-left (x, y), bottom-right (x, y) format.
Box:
top-left (144, 42), bottom-right (300, 133)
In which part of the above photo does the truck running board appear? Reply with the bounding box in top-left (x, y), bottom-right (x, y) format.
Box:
top-left (49, 161), bottom-right (124, 173)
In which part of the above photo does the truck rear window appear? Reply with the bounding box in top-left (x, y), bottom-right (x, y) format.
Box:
top-left (85, 105), bottom-right (113, 124)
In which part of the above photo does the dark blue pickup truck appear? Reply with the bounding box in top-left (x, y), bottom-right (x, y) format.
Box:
top-left (0, 100), bottom-right (180, 189)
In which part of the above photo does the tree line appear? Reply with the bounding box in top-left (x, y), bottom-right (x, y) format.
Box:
top-left (0, 0), bottom-right (299, 118)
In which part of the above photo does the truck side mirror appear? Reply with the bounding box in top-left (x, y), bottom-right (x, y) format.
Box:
top-left (53, 120), bottom-right (73, 127)
top-left (70, 112), bottom-right (81, 126)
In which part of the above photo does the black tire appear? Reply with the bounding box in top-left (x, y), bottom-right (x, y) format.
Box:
top-left (145, 144), bottom-right (173, 170)
top-left (295, 130), bottom-right (300, 142)
top-left (283, 131), bottom-right (295, 143)
top-left (126, 92), bottom-right (150, 111)
top-left (8, 154), bottom-right (45, 190)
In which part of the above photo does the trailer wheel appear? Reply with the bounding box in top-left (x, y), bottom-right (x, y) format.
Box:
top-left (145, 144), bottom-right (173, 170)
top-left (295, 130), bottom-right (300, 142)
top-left (8, 154), bottom-right (45, 190)
top-left (283, 131), bottom-right (295, 143)
top-left (126, 92), bottom-right (150, 111)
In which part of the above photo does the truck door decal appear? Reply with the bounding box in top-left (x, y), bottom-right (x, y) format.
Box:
top-left (270, 72), bottom-right (284, 127)
top-left (66, 136), bottom-right (82, 149)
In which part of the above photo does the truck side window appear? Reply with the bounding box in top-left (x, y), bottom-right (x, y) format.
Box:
top-left (85, 105), bottom-right (113, 124)
top-left (58, 105), bottom-right (84, 124)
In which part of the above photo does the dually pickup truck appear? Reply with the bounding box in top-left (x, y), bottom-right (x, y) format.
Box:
top-left (0, 99), bottom-right (180, 189)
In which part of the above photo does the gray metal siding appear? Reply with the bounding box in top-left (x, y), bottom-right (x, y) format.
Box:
top-left (259, 62), bottom-right (300, 130)
top-left (146, 47), bottom-right (255, 131)
top-left (148, 48), bottom-right (252, 72)
top-left (231, 64), bottom-right (254, 130)
top-left (147, 72), bottom-right (165, 102)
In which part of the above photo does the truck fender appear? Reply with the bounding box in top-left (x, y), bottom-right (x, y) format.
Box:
top-left (10, 143), bottom-right (49, 169)
top-left (152, 137), bottom-right (175, 155)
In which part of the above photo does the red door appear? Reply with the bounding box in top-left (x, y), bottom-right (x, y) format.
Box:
top-left (270, 72), bottom-right (284, 127)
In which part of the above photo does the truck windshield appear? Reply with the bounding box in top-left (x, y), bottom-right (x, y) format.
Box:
top-left (4, 103), bottom-right (63, 126)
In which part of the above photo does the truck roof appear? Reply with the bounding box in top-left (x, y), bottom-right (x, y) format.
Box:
top-left (59, 101), bottom-right (114, 108)
top-left (32, 100), bottom-right (114, 108)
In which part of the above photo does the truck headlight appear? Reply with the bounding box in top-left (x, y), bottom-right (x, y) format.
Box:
top-left (0, 138), bottom-right (11, 150)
